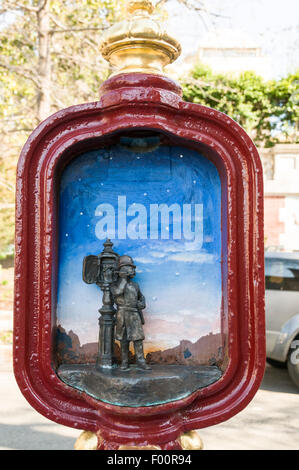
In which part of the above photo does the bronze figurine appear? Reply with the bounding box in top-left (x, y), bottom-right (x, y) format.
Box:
top-left (111, 255), bottom-right (151, 370)
top-left (83, 240), bottom-right (150, 370)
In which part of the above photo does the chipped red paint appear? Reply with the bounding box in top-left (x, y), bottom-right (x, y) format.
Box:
top-left (14, 73), bottom-right (265, 448)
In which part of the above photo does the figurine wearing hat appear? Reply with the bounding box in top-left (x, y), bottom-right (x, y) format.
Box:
top-left (110, 255), bottom-right (151, 370)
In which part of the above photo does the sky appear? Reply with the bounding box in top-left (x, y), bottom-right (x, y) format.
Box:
top-left (165, 0), bottom-right (299, 78)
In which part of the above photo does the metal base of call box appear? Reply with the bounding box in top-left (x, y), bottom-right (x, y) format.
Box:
top-left (57, 363), bottom-right (222, 407)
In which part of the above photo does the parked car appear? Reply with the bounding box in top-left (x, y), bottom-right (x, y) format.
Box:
top-left (265, 252), bottom-right (299, 389)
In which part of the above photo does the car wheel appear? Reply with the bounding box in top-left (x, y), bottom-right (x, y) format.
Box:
top-left (287, 340), bottom-right (299, 389)
top-left (266, 358), bottom-right (286, 369)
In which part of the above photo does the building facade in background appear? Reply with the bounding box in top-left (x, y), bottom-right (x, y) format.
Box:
top-left (195, 29), bottom-right (270, 79)
top-left (171, 28), bottom-right (271, 79)
top-left (261, 144), bottom-right (299, 252)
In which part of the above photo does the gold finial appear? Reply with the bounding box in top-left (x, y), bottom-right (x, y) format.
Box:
top-left (99, 0), bottom-right (181, 76)
top-left (126, 0), bottom-right (154, 15)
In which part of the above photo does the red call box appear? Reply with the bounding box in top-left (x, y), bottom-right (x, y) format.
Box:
top-left (13, 2), bottom-right (265, 451)
top-left (14, 72), bottom-right (265, 450)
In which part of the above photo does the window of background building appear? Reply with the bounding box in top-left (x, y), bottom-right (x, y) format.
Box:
top-left (274, 154), bottom-right (299, 179)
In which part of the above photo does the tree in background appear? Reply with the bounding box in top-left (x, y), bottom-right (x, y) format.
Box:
top-left (182, 65), bottom-right (299, 148)
top-left (0, 0), bottom-right (124, 122)
top-left (0, 0), bottom-right (125, 256)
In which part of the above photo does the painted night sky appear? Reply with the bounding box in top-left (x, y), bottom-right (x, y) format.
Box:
top-left (56, 143), bottom-right (222, 355)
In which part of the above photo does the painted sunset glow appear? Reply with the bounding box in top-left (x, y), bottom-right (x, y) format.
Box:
top-left (56, 144), bottom-right (222, 357)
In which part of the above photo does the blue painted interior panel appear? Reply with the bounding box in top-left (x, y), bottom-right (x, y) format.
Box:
top-left (56, 143), bottom-right (223, 365)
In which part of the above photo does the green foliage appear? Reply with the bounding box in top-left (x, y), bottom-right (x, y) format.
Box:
top-left (0, 330), bottom-right (13, 345)
top-left (182, 65), bottom-right (299, 147)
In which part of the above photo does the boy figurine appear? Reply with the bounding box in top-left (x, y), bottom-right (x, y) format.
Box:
top-left (110, 255), bottom-right (151, 370)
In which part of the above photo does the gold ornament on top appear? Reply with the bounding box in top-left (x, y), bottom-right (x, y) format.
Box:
top-left (126, 0), bottom-right (154, 14)
top-left (99, 0), bottom-right (181, 76)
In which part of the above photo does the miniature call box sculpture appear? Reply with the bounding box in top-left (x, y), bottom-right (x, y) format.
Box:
top-left (82, 239), bottom-right (151, 371)
top-left (14, 0), bottom-right (265, 450)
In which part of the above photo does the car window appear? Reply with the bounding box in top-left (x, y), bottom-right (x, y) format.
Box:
top-left (265, 258), bottom-right (299, 291)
